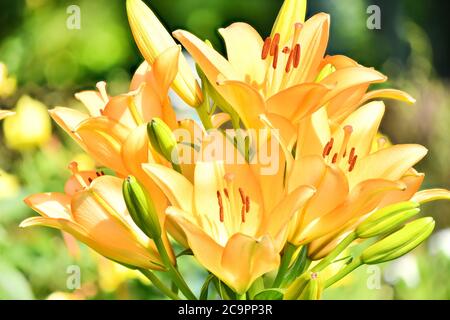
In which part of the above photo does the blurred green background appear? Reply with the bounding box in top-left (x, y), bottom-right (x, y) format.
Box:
top-left (0, 0), bottom-right (449, 299)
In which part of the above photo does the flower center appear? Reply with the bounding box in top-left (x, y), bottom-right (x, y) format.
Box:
top-left (261, 23), bottom-right (303, 73)
top-left (216, 184), bottom-right (250, 223)
top-left (322, 125), bottom-right (358, 172)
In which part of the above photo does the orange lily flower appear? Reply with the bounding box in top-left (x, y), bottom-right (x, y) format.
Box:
top-left (143, 160), bottom-right (315, 293)
top-left (21, 163), bottom-right (174, 270)
top-left (282, 101), bottom-right (449, 255)
top-left (172, 0), bottom-right (413, 129)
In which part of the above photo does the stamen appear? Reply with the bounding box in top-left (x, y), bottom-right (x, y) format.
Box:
top-left (100, 171), bottom-right (105, 176)
top-left (377, 137), bottom-right (387, 150)
top-left (282, 46), bottom-right (290, 54)
top-left (88, 177), bottom-right (93, 183)
top-left (96, 172), bottom-right (101, 177)
top-left (293, 44), bottom-right (301, 68)
top-left (68, 161), bottom-right (79, 175)
top-left (322, 138), bottom-right (334, 158)
top-left (241, 206), bottom-right (246, 223)
top-left (216, 191), bottom-right (224, 222)
top-left (238, 188), bottom-right (246, 204)
top-left (68, 161), bottom-right (88, 189)
top-left (348, 147), bottom-right (355, 164)
top-left (285, 50), bottom-right (294, 73)
top-left (224, 188), bottom-right (229, 199)
top-left (337, 125), bottom-right (353, 162)
top-left (270, 33), bottom-right (280, 56)
top-left (272, 46), bottom-right (279, 69)
top-left (224, 172), bottom-right (235, 182)
top-left (262, 37), bottom-right (271, 60)
top-left (291, 23), bottom-right (303, 48)
top-left (349, 155), bottom-right (358, 172)
top-left (245, 196), bottom-right (250, 213)
top-left (331, 153), bottom-right (338, 164)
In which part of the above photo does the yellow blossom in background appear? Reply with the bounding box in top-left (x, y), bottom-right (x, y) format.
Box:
top-left (96, 255), bottom-right (149, 293)
top-left (0, 63), bottom-right (17, 98)
top-left (71, 153), bottom-right (96, 171)
top-left (3, 95), bottom-right (52, 151)
top-left (0, 169), bottom-right (20, 200)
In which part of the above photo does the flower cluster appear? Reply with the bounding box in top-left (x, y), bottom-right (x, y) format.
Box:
top-left (21, 0), bottom-right (450, 300)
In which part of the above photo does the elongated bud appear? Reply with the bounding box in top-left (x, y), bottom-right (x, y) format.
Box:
top-left (356, 201), bottom-right (420, 238)
top-left (147, 118), bottom-right (179, 166)
top-left (361, 217), bottom-right (435, 264)
top-left (315, 63), bottom-right (336, 82)
top-left (123, 176), bottom-right (161, 239)
top-left (126, 0), bottom-right (202, 107)
top-left (285, 272), bottom-right (322, 300)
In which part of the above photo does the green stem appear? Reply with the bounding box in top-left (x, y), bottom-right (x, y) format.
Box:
top-left (197, 99), bottom-right (214, 130)
top-left (324, 257), bottom-right (362, 288)
top-left (236, 293), bottom-right (247, 300)
top-left (272, 243), bottom-right (297, 288)
top-left (312, 232), bottom-right (357, 273)
top-left (154, 237), bottom-right (197, 300)
top-left (282, 246), bottom-right (310, 287)
top-left (139, 269), bottom-right (181, 300)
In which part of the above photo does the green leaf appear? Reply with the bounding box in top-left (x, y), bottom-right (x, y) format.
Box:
top-left (200, 274), bottom-right (215, 300)
top-left (254, 289), bottom-right (284, 300)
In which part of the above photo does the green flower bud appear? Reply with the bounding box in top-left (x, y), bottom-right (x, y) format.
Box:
top-left (123, 175), bottom-right (161, 239)
top-left (285, 272), bottom-right (323, 300)
top-left (315, 63), bottom-right (336, 82)
top-left (356, 201), bottom-right (420, 238)
top-left (361, 217), bottom-right (435, 264)
top-left (147, 118), bottom-right (179, 166)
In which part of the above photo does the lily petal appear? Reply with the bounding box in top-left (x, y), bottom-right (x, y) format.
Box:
top-left (127, 0), bottom-right (202, 106)
top-left (266, 83), bottom-right (330, 122)
top-left (75, 117), bottom-right (130, 176)
top-left (24, 192), bottom-right (72, 220)
top-left (142, 163), bottom-right (193, 213)
top-left (271, 0), bottom-right (307, 47)
top-left (49, 107), bottom-right (89, 146)
top-left (0, 110), bottom-right (14, 120)
top-left (348, 144), bottom-right (428, 188)
top-left (412, 188), bottom-right (450, 204)
top-left (219, 23), bottom-right (266, 84)
top-left (221, 233), bottom-right (279, 294)
top-left (360, 89), bottom-right (416, 105)
top-left (333, 101), bottom-right (385, 159)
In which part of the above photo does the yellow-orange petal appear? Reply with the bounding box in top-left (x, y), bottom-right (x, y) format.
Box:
top-left (49, 107), bottom-right (89, 146)
top-left (291, 13), bottom-right (330, 84)
top-left (218, 22), bottom-right (266, 84)
top-left (126, 0), bottom-right (202, 107)
top-left (75, 117), bottom-right (130, 176)
top-left (412, 188), bottom-right (450, 204)
top-left (221, 233), bottom-right (279, 294)
top-left (348, 144), bottom-right (428, 188)
top-left (216, 78), bottom-right (265, 129)
top-left (142, 163), bottom-right (193, 213)
top-left (0, 110), bottom-right (14, 120)
top-left (271, 0), bottom-right (307, 47)
top-left (266, 83), bottom-right (330, 123)
top-left (360, 89), bottom-right (416, 105)
top-left (333, 101), bottom-right (385, 159)
top-left (74, 90), bottom-right (106, 116)
top-left (24, 192), bottom-right (72, 219)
